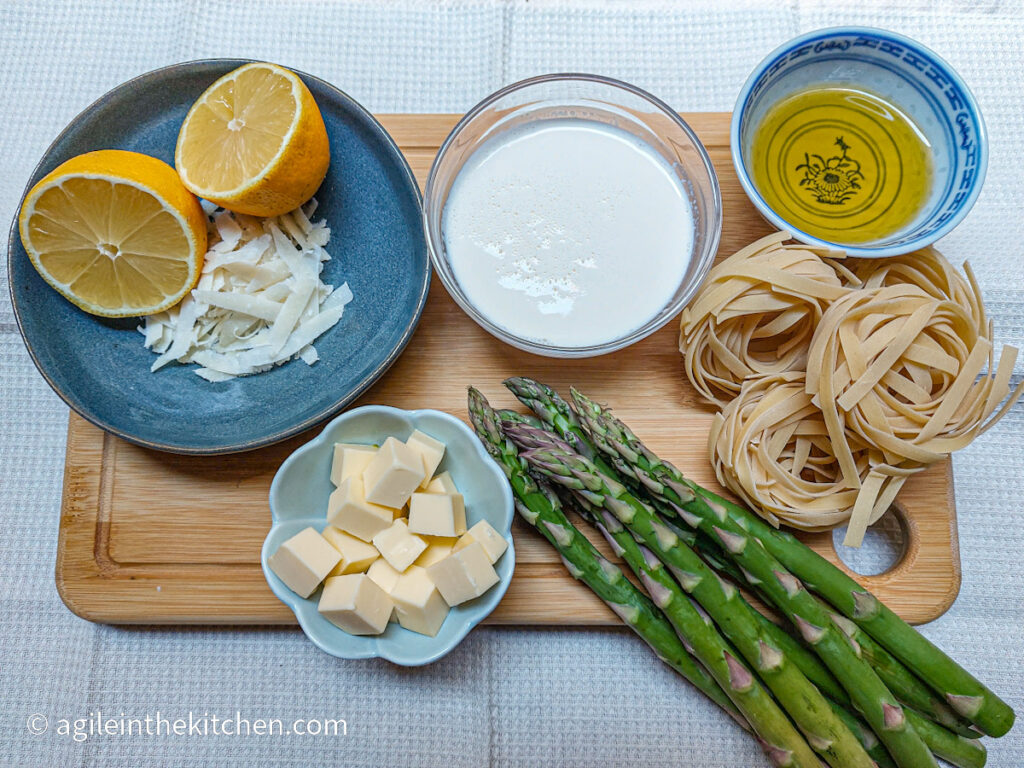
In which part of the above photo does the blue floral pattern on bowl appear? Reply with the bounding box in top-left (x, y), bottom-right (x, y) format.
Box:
top-left (262, 405), bottom-right (515, 666)
top-left (731, 27), bottom-right (987, 257)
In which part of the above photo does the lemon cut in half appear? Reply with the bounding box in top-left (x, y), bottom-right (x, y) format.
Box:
top-left (175, 62), bottom-right (330, 217)
top-left (18, 149), bottom-right (207, 317)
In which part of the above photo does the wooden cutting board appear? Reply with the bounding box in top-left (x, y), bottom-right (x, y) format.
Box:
top-left (55, 113), bottom-right (961, 626)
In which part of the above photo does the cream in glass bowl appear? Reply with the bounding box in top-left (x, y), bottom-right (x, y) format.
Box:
top-left (424, 74), bottom-right (722, 358)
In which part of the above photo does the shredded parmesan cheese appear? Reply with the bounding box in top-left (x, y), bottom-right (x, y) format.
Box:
top-left (141, 199), bottom-right (352, 381)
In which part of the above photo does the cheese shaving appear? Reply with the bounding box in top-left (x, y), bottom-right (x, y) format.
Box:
top-left (141, 200), bottom-right (352, 380)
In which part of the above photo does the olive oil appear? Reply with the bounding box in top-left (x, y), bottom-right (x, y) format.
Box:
top-left (750, 86), bottom-right (932, 244)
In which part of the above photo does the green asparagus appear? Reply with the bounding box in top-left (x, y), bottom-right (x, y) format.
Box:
top-left (507, 425), bottom-right (878, 768)
top-left (516, 430), bottom-right (937, 768)
top-left (468, 388), bottom-right (824, 767)
top-left (568, 386), bottom-right (1014, 739)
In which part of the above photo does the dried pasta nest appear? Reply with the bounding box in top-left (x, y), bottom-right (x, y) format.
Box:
top-left (688, 234), bottom-right (1023, 546)
top-left (806, 282), bottom-right (1023, 470)
top-left (679, 231), bottom-right (857, 407)
top-left (709, 372), bottom-right (921, 539)
top-left (850, 247), bottom-right (985, 330)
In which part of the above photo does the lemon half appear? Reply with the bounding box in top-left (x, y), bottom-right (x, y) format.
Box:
top-left (18, 149), bottom-right (207, 317)
top-left (175, 62), bottom-right (330, 217)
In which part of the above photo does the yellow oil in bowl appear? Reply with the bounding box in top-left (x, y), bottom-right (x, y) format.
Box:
top-left (749, 86), bottom-right (932, 245)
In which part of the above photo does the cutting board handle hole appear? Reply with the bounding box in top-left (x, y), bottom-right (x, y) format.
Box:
top-left (830, 506), bottom-right (908, 577)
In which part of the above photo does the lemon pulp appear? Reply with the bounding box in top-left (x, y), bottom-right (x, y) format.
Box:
top-left (19, 149), bottom-right (206, 317)
top-left (750, 86), bottom-right (932, 245)
top-left (175, 62), bottom-right (329, 217)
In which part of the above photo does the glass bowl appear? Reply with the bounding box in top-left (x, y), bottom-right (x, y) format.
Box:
top-left (423, 73), bottom-right (722, 358)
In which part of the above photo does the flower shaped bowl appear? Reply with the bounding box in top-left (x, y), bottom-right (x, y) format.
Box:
top-left (262, 405), bottom-right (515, 665)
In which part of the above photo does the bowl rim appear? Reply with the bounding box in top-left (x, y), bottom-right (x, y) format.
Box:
top-left (263, 404), bottom-right (516, 665)
top-left (729, 26), bottom-right (988, 258)
top-left (423, 72), bottom-right (722, 358)
top-left (7, 58), bottom-right (430, 455)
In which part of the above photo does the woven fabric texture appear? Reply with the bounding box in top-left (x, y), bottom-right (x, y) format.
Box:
top-left (1, 1), bottom-right (1022, 765)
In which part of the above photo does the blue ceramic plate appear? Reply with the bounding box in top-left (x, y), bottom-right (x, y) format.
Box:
top-left (7, 60), bottom-right (429, 454)
top-left (263, 406), bottom-right (515, 665)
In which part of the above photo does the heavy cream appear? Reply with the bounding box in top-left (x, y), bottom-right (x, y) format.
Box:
top-left (442, 118), bottom-right (694, 348)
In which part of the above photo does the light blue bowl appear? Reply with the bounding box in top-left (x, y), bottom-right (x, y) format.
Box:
top-left (262, 405), bottom-right (515, 665)
top-left (731, 27), bottom-right (987, 257)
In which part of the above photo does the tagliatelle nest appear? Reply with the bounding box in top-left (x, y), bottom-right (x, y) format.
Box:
top-left (850, 246), bottom-right (986, 330)
top-left (709, 372), bottom-right (921, 542)
top-left (689, 235), bottom-right (1023, 546)
top-left (679, 231), bottom-right (858, 407)
top-left (806, 282), bottom-right (1024, 470)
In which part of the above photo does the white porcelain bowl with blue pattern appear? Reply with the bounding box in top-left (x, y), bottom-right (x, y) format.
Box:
top-left (732, 27), bottom-right (987, 257)
top-left (262, 405), bottom-right (515, 665)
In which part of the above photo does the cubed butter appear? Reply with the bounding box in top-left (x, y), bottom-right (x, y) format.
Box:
top-left (327, 477), bottom-right (394, 542)
top-left (390, 565), bottom-right (449, 637)
top-left (362, 437), bottom-right (426, 508)
top-left (427, 541), bottom-right (500, 607)
top-left (268, 527), bottom-right (341, 598)
top-left (366, 558), bottom-right (403, 623)
top-left (317, 574), bottom-right (392, 635)
top-left (413, 535), bottom-right (457, 567)
top-left (425, 471), bottom-right (458, 495)
top-left (372, 519), bottom-right (427, 572)
top-left (408, 492), bottom-right (467, 537)
top-left (322, 526), bottom-right (380, 576)
top-left (452, 520), bottom-right (508, 564)
top-left (330, 443), bottom-right (376, 487)
top-left (405, 429), bottom-right (446, 488)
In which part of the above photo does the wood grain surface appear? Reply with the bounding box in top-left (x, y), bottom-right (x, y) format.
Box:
top-left (55, 113), bottom-right (961, 626)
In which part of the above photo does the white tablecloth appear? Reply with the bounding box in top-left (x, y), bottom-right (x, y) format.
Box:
top-left (1, 1), bottom-right (1022, 765)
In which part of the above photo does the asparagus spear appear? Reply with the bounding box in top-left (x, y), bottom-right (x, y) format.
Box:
top-left (505, 378), bottom-right (965, 735)
top-left (903, 709), bottom-right (987, 768)
top-left (516, 433), bottom-right (937, 768)
top-left (685, 514), bottom-right (977, 739)
top-left (828, 703), bottom-right (897, 768)
top-left (468, 388), bottom-right (819, 767)
top-left (568, 387), bottom-right (1014, 739)
top-left (553, 473), bottom-right (873, 768)
top-left (508, 426), bottom-right (881, 768)
top-left (828, 615), bottom-right (979, 738)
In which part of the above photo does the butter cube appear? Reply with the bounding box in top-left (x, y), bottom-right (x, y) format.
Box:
top-left (414, 535), bottom-right (458, 567)
top-left (366, 557), bottom-right (403, 593)
top-left (391, 565), bottom-right (449, 636)
top-left (330, 443), bottom-right (376, 487)
top-left (372, 519), bottom-right (427, 572)
top-left (406, 429), bottom-right (446, 488)
top-left (318, 574), bottom-right (392, 635)
top-left (408, 492), bottom-right (467, 537)
top-left (426, 541), bottom-right (500, 607)
top-left (366, 558), bottom-right (403, 623)
top-left (268, 527), bottom-right (341, 598)
top-left (327, 477), bottom-right (394, 542)
top-left (362, 437), bottom-right (426, 509)
top-left (452, 520), bottom-right (508, 564)
top-left (425, 471), bottom-right (458, 495)
top-left (322, 526), bottom-right (379, 576)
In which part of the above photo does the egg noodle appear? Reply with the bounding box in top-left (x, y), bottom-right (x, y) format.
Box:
top-left (685, 233), bottom-right (1023, 546)
top-left (679, 232), bottom-right (857, 407)
top-left (709, 371), bottom-right (918, 540)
